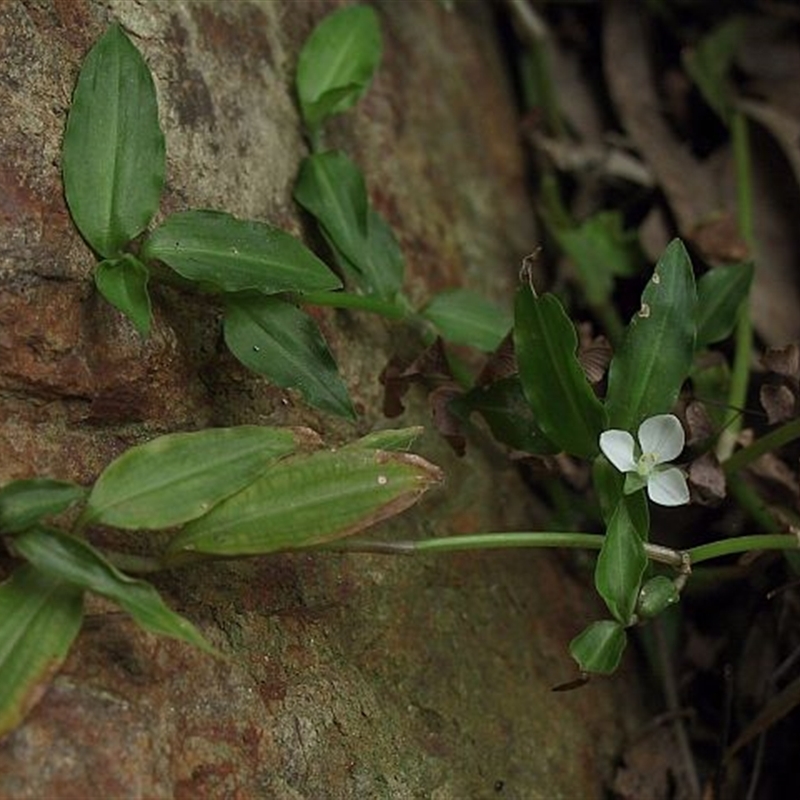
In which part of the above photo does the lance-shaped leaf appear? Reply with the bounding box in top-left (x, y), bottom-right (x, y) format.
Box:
top-left (605, 239), bottom-right (697, 431)
top-left (595, 497), bottom-right (648, 625)
top-left (294, 152), bottom-right (403, 299)
top-left (422, 289), bottom-right (512, 352)
top-left (347, 426), bottom-right (424, 452)
top-left (141, 210), bottom-right (340, 295)
top-left (63, 24), bottom-right (165, 257)
top-left (0, 479), bottom-right (87, 535)
top-left (81, 425), bottom-right (303, 530)
top-left (0, 565), bottom-right (84, 739)
top-left (296, 5), bottom-right (382, 132)
top-left (696, 261), bottom-right (753, 347)
top-left (13, 528), bottom-right (218, 656)
top-left (224, 294), bottom-right (355, 419)
top-left (167, 447), bottom-right (443, 556)
top-left (94, 254), bottom-right (152, 336)
top-left (569, 620), bottom-right (627, 675)
top-left (514, 287), bottom-right (607, 458)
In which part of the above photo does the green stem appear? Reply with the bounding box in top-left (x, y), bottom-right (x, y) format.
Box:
top-left (298, 290), bottom-right (408, 320)
top-left (331, 532), bottom-right (685, 567)
top-left (333, 529), bottom-right (800, 569)
top-left (723, 417), bottom-right (800, 476)
top-left (726, 473), bottom-right (779, 533)
top-left (718, 111), bottom-right (754, 461)
top-left (688, 534), bottom-right (798, 565)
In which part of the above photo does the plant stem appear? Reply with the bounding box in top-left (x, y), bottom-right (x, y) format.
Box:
top-left (332, 529), bottom-right (800, 569)
top-left (718, 110), bottom-right (755, 461)
top-left (299, 290), bottom-right (408, 320)
top-left (331, 532), bottom-right (684, 568)
top-left (723, 417), bottom-right (800, 476)
top-left (688, 533), bottom-right (799, 565)
top-left (726, 473), bottom-right (779, 533)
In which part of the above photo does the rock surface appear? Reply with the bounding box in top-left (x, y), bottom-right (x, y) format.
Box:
top-left (0, 2), bottom-right (642, 797)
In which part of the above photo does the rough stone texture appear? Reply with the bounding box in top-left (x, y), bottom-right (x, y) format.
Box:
top-left (0, 1), bottom-right (643, 797)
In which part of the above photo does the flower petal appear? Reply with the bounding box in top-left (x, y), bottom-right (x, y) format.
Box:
top-left (647, 467), bottom-right (690, 507)
top-left (638, 414), bottom-right (685, 465)
top-left (599, 430), bottom-right (637, 472)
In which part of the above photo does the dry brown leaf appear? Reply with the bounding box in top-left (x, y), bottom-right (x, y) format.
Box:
top-left (688, 452), bottom-right (727, 503)
top-left (760, 383), bottom-right (797, 424)
top-left (603, 0), bottom-right (731, 259)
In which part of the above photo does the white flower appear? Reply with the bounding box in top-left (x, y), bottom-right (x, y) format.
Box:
top-left (599, 414), bottom-right (690, 507)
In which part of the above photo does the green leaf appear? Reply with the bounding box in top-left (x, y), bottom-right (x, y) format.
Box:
top-left (296, 5), bottom-right (382, 132)
top-left (294, 152), bottom-right (404, 299)
top-left (224, 294), bottom-right (355, 419)
top-left (422, 289), bottom-right (511, 352)
top-left (683, 17), bottom-right (743, 126)
top-left (696, 261), bottom-right (753, 347)
top-left (348, 426), bottom-right (425, 452)
top-left (13, 527), bottom-right (218, 656)
top-left (637, 575), bottom-right (680, 619)
top-left (453, 378), bottom-right (559, 455)
top-left (94, 254), bottom-right (152, 336)
top-left (0, 479), bottom-right (87, 535)
top-left (141, 210), bottom-right (340, 295)
top-left (167, 447), bottom-right (443, 556)
top-left (514, 287), bottom-right (607, 458)
top-left (62, 24), bottom-right (165, 258)
top-left (0, 565), bottom-right (84, 738)
top-left (364, 208), bottom-right (405, 300)
top-left (81, 425), bottom-right (302, 530)
top-left (595, 498), bottom-right (648, 625)
top-left (605, 239), bottom-right (697, 430)
top-left (550, 211), bottom-right (643, 306)
top-left (569, 620), bottom-right (627, 675)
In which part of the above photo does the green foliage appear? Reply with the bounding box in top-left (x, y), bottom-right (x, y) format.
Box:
top-left (81, 426), bottom-right (301, 530)
top-left (421, 289), bottom-right (511, 352)
top-left (514, 287), bottom-right (607, 458)
top-left (294, 151), bottom-right (404, 300)
top-left (94, 254), bottom-right (153, 336)
top-left (62, 24), bottom-right (164, 257)
top-left (13, 527), bottom-right (218, 655)
top-left (0, 478), bottom-right (86, 534)
top-left (347, 426), bottom-right (424, 452)
top-left (141, 210), bottom-right (341, 295)
top-left (569, 620), bottom-right (627, 675)
top-left (550, 211), bottom-right (643, 307)
top-left (683, 17), bottom-right (743, 126)
top-left (605, 239), bottom-right (697, 430)
top-left (696, 261), bottom-right (754, 347)
top-left (296, 5), bottom-right (382, 134)
top-left (168, 447), bottom-right (442, 556)
top-left (0, 425), bottom-right (442, 737)
top-left (224, 295), bottom-right (356, 420)
top-left (594, 498), bottom-right (648, 625)
top-left (451, 379), bottom-right (559, 455)
top-left (0, 565), bottom-right (84, 739)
